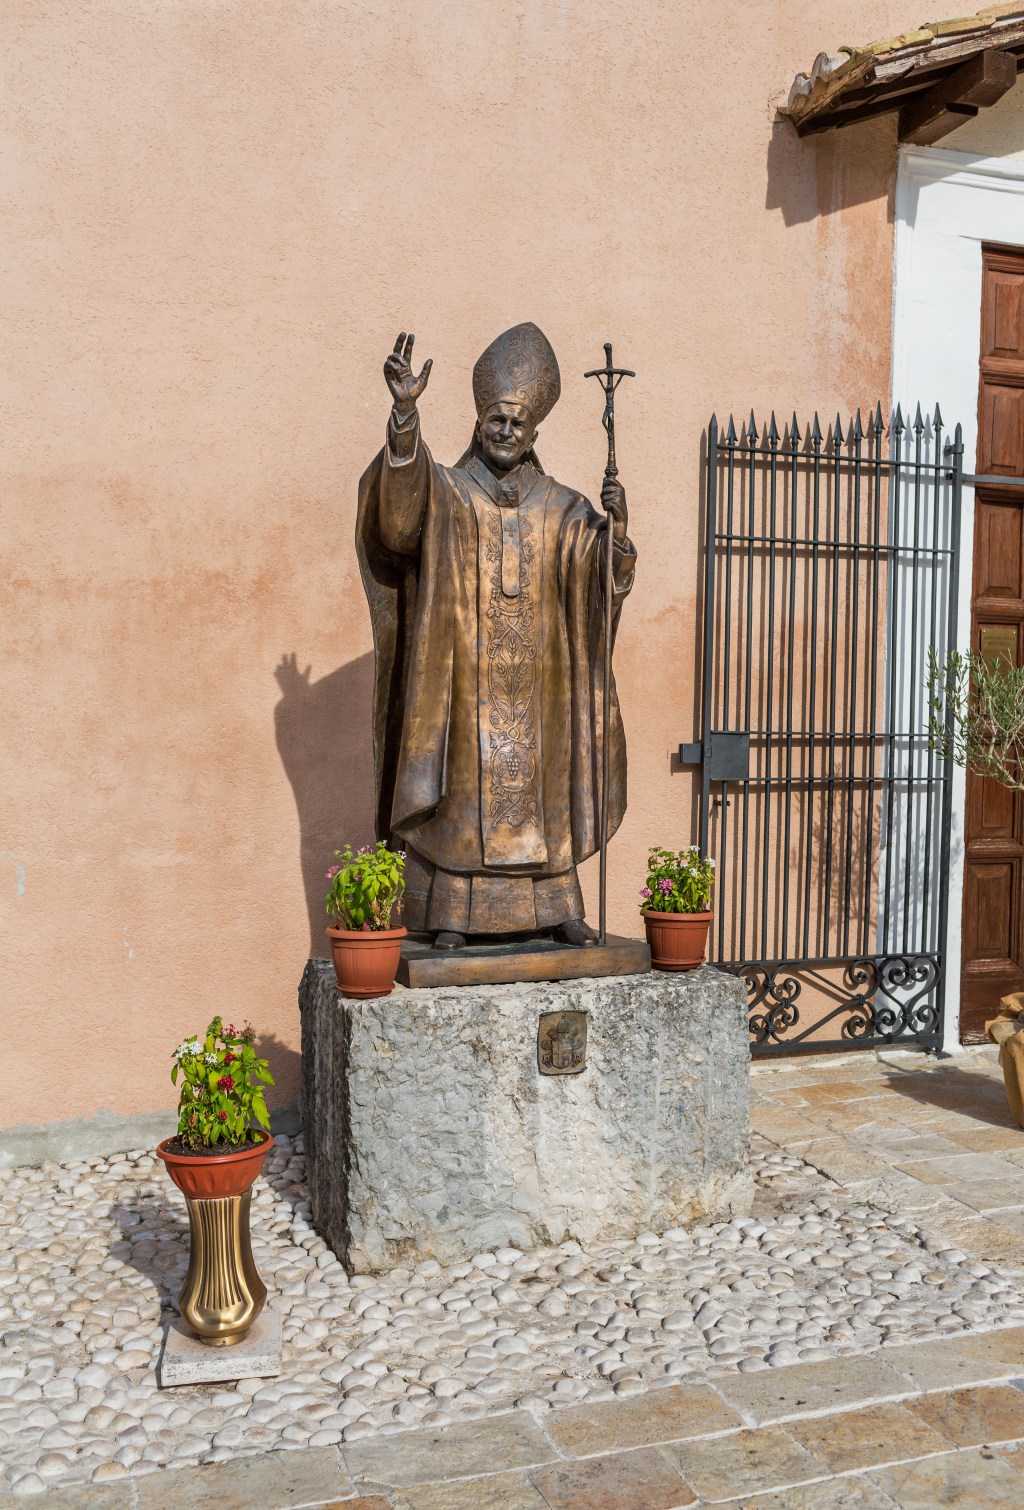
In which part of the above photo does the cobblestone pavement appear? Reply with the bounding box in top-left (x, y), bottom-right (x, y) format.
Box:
top-left (2, 1046), bottom-right (1024, 1505)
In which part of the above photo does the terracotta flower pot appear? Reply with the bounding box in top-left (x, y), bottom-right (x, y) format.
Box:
top-left (327, 924), bottom-right (407, 998)
top-left (157, 1132), bottom-right (272, 1199)
top-left (643, 910), bottom-right (713, 971)
top-left (156, 1133), bottom-right (272, 1346)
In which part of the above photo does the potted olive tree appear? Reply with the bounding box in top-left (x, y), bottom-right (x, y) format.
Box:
top-left (325, 841), bottom-right (406, 998)
top-left (640, 844), bottom-right (716, 971)
top-left (156, 1017), bottom-right (274, 1345)
top-left (930, 646), bottom-right (1024, 1126)
top-left (929, 645), bottom-right (1024, 790)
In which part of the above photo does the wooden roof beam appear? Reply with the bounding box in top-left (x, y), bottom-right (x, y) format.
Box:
top-left (898, 48), bottom-right (1018, 145)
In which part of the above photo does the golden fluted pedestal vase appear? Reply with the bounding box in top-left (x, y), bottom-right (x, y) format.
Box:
top-left (157, 1133), bottom-right (273, 1346)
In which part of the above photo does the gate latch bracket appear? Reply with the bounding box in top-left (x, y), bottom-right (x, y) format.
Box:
top-left (677, 732), bottom-right (751, 781)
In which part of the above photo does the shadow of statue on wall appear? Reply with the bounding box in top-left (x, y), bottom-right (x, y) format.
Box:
top-left (256, 1029), bottom-right (304, 1124)
top-left (273, 650), bottom-right (376, 958)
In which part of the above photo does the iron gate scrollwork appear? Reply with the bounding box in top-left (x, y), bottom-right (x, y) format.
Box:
top-left (686, 405), bottom-right (962, 1053)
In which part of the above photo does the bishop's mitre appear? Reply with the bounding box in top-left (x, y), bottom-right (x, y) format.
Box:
top-left (472, 322), bottom-right (561, 425)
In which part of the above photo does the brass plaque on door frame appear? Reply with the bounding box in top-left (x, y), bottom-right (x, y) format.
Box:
top-left (980, 625), bottom-right (1017, 669)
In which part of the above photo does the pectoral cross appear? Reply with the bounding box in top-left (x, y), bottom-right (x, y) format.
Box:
top-left (497, 479), bottom-right (521, 598)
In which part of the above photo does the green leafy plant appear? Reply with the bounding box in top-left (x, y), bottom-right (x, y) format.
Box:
top-left (325, 841), bottom-right (406, 930)
top-left (640, 845), bottom-right (715, 914)
top-left (928, 646), bottom-right (1024, 790)
top-left (171, 1017), bottom-right (274, 1149)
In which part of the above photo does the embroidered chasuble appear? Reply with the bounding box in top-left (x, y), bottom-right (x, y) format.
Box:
top-left (356, 331), bottom-right (636, 936)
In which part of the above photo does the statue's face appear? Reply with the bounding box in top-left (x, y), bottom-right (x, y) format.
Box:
top-left (477, 402), bottom-right (537, 471)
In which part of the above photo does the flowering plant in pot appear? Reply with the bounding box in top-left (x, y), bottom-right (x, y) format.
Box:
top-left (640, 845), bottom-right (716, 971)
top-left (156, 1017), bottom-right (275, 1345)
top-left (325, 840), bottom-right (407, 998)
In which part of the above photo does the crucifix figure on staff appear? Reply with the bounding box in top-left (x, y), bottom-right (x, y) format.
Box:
top-left (356, 322), bottom-right (637, 951)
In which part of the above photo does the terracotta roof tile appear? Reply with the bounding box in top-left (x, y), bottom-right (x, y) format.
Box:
top-left (783, 6), bottom-right (1024, 127)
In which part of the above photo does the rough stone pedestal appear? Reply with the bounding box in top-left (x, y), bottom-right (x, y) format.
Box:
top-left (299, 960), bottom-right (751, 1274)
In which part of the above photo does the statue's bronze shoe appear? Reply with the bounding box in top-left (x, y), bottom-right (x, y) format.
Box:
top-left (433, 931), bottom-right (467, 951)
top-left (555, 918), bottom-right (598, 947)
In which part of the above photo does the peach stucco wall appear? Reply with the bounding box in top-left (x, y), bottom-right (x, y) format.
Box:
top-left (0, 1), bottom-right (927, 1132)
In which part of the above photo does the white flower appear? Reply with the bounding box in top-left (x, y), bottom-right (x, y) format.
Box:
top-left (173, 1040), bottom-right (198, 1060)
top-left (205, 1053), bottom-right (219, 1065)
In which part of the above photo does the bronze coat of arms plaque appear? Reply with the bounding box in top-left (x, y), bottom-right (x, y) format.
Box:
top-left (538, 1010), bottom-right (588, 1075)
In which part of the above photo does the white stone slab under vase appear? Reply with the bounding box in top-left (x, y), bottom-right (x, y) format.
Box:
top-left (299, 960), bottom-right (752, 1273)
top-left (157, 1308), bottom-right (281, 1387)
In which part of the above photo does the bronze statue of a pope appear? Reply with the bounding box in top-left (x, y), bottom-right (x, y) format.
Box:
top-left (356, 323), bottom-right (636, 951)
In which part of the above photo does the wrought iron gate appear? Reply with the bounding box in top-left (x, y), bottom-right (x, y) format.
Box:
top-left (684, 406), bottom-right (963, 1053)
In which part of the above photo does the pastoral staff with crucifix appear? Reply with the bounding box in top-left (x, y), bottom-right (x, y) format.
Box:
top-left (356, 323), bottom-right (636, 951)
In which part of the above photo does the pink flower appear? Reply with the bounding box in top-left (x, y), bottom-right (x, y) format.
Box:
top-left (658, 878), bottom-right (673, 893)
top-left (326, 864), bottom-right (340, 880)
top-left (639, 886), bottom-right (652, 898)
top-left (218, 1075), bottom-right (236, 1093)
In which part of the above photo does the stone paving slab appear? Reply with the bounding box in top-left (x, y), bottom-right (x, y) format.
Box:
top-left (997, 1434), bottom-right (1024, 1467)
top-left (661, 1423), bottom-right (828, 1502)
top-left (910, 1209), bottom-right (1024, 1272)
top-left (391, 1469), bottom-right (548, 1509)
top-left (794, 1141), bottom-right (896, 1187)
top-left (894, 1153), bottom-right (1016, 1184)
top-left (947, 1178), bottom-right (1024, 1215)
top-left (529, 1446), bottom-right (697, 1508)
top-left (712, 1353), bottom-right (914, 1425)
top-left (880, 1326), bottom-right (1024, 1390)
top-left (542, 1384), bottom-right (739, 1456)
top-left (906, 1381), bottom-right (1024, 1448)
top-left (783, 1400), bottom-right (950, 1475)
top-left (947, 1126), bottom-right (1024, 1153)
top-left (835, 1172), bottom-right (954, 1213)
top-left (342, 1414), bottom-right (556, 1490)
top-left (21, 1485), bottom-right (136, 1509)
top-left (133, 1445), bottom-right (353, 1509)
top-left (734, 1480), bottom-right (908, 1508)
top-left (749, 1107), bottom-right (821, 1144)
top-left (870, 1444), bottom-right (1024, 1507)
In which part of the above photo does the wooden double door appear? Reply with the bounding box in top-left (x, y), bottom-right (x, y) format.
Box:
top-left (961, 244), bottom-right (1024, 1040)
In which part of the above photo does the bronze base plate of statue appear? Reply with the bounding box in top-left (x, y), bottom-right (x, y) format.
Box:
top-left (396, 933), bottom-right (651, 990)
top-left (357, 322), bottom-right (648, 980)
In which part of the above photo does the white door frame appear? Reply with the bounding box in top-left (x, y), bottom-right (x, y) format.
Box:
top-left (892, 144), bottom-right (1024, 1052)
